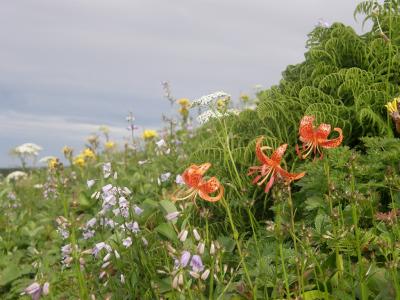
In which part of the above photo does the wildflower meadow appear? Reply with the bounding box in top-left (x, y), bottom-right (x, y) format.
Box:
top-left (2, 2), bottom-right (400, 300)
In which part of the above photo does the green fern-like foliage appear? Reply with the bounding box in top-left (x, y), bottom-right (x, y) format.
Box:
top-left (258, 21), bottom-right (400, 146)
top-left (186, 3), bottom-right (400, 213)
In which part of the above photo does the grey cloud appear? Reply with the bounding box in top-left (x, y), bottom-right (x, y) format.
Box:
top-left (0, 0), bottom-right (366, 167)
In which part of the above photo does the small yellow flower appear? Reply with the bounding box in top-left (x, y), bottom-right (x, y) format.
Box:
top-left (48, 158), bottom-right (59, 170)
top-left (82, 148), bottom-right (96, 160)
top-left (179, 107), bottom-right (189, 118)
top-left (217, 98), bottom-right (227, 110)
top-left (142, 130), bottom-right (158, 140)
top-left (105, 141), bottom-right (116, 150)
top-left (73, 155), bottom-right (86, 167)
top-left (178, 98), bottom-right (190, 107)
top-left (385, 97), bottom-right (399, 114)
top-left (240, 93), bottom-right (250, 103)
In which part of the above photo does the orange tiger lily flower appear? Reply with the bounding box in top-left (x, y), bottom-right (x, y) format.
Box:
top-left (296, 116), bottom-right (343, 160)
top-left (248, 137), bottom-right (305, 193)
top-left (173, 163), bottom-right (224, 203)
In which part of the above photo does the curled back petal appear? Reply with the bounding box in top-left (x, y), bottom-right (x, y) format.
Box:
top-left (255, 137), bottom-right (279, 166)
top-left (182, 163), bottom-right (211, 188)
top-left (270, 144), bottom-right (288, 164)
top-left (299, 116), bottom-right (315, 142)
top-left (315, 123), bottom-right (331, 141)
top-left (319, 128), bottom-right (343, 148)
top-left (198, 179), bottom-right (224, 202)
top-left (275, 164), bottom-right (306, 182)
top-left (255, 137), bottom-right (269, 164)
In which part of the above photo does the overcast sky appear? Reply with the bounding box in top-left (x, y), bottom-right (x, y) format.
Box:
top-left (0, 0), bottom-right (366, 167)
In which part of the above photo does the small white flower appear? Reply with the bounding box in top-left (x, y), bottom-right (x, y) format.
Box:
top-left (156, 139), bottom-right (166, 148)
top-left (159, 172), bottom-right (171, 183)
top-left (175, 175), bottom-right (185, 185)
top-left (102, 184), bottom-right (113, 193)
top-left (92, 242), bottom-right (112, 257)
top-left (191, 91), bottom-right (231, 108)
top-left (103, 163), bottom-right (112, 178)
top-left (87, 180), bottom-right (96, 188)
top-left (120, 274), bottom-right (125, 284)
top-left (138, 160), bottom-right (148, 165)
top-left (61, 244), bottom-right (72, 256)
top-left (142, 237), bottom-right (148, 246)
top-left (165, 211), bottom-right (180, 221)
top-left (86, 218), bottom-right (96, 228)
top-left (122, 237), bottom-right (132, 248)
top-left (24, 282), bottom-right (41, 295)
top-left (83, 229), bottom-right (95, 240)
top-left (133, 205), bottom-right (144, 215)
top-left (126, 221), bottom-right (140, 233)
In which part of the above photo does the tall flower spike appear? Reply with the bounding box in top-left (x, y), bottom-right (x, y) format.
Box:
top-left (248, 137), bottom-right (305, 193)
top-left (172, 163), bottom-right (224, 204)
top-left (296, 116), bottom-right (343, 160)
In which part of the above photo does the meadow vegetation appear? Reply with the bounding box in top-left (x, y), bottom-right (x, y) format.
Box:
top-left (1, 1), bottom-right (400, 299)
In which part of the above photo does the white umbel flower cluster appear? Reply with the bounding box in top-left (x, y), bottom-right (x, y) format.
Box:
top-left (197, 109), bottom-right (240, 125)
top-left (14, 143), bottom-right (42, 156)
top-left (191, 91), bottom-right (231, 108)
top-left (39, 156), bottom-right (56, 164)
top-left (6, 171), bottom-right (28, 183)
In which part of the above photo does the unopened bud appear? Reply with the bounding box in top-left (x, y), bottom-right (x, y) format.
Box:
top-left (201, 269), bottom-right (210, 280)
top-left (178, 230), bottom-right (188, 242)
top-left (193, 229), bottom-right (201, 241)
top-left (197, 242), bottom-right (205, 255)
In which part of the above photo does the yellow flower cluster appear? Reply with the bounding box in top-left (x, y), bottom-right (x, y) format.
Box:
top-left (240, 93), bottom-right (250, 103)
top-left (82, 148), bottom-right (96, 159)
top-left (73, 156), bottom-right (86, 167)
top-left (385, 97), bottom-right (399, 114)
top-left (142, 130), bottom-right (158, 140)
top-left (217, 98), bottom-right (227, 110)
top-left (48, 158), bottom-right (59, 170)
top-left (178, 98), bottom-right (190, 107)
top-left (177, 98), bottom-right (191, 120)
top-left (105, 141), bottom-right (116, 150)
top-left (73, 148), bottom-right (96, 167)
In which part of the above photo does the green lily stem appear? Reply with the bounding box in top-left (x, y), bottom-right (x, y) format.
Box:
top-left (220, 196), bottom-right (255, 298)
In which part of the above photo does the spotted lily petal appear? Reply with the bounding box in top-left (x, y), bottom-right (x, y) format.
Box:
top-left (297, 115), bottom-right (343, 159)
